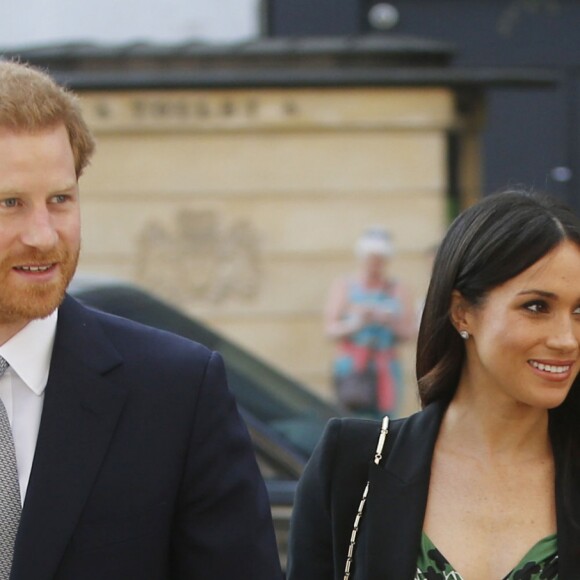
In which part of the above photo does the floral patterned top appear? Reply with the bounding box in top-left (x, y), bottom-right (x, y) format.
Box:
top-left (415, 532), bottom-right (558, 579)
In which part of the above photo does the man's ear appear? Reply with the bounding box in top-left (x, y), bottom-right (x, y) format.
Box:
top-left (450, 290), bottom-right (470, 334)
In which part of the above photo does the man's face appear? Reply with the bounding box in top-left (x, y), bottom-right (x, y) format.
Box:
top-left (0, 124), bottom-right (80, 341)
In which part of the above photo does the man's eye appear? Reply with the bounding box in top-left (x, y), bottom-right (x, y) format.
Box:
top-left (52, 194), bottom-right (68, 203)
top-left (0, 198), bottom-right (18, 208)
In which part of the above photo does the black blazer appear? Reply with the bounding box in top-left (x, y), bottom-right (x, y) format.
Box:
top-left (10, 295), bottom-right (282, 580)
top-left (287, 401), bottom-right (580, 580)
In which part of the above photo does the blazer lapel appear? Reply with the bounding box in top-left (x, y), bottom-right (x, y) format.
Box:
top-left (349, 402), bottom-right (580, 579)
top-left (11, 296), bottom-right (128, 580)
top-left (364, 402), bottom-right (446, 579)
top-left (553, 426), bottom-right (580, 579)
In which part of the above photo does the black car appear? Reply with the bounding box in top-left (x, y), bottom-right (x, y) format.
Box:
top-left (69, 275), bottom-right (341, 569)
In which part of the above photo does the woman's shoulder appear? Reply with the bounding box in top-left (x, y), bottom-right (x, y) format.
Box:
top-left (320, 405), bottom-right (442, 464)
top-left (326, 415), bottom-right (406, 440)
top-left (316, 415), bottom-right (407, 470)
top-left (326, 274), bottom-right (356, 305)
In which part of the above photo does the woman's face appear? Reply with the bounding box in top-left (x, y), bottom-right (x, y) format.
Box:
top-left (460, 240), bottom-right (580, 410)
top-left (361, 253), bottom-right (387, 278)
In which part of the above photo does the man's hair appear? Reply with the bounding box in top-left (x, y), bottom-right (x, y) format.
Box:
top-left (0, 60), bottom-right (95, 177)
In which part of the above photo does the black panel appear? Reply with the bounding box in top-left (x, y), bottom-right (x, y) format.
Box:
top-left (267, 0), bottom-right (362, 36)
top-left (359, 0), bottom-right (580, 209)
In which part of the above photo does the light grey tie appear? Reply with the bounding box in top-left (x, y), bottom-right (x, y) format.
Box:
top-left (0, 357), bottom-right (21, 580)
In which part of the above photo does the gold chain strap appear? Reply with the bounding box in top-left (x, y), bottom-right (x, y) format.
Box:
top-left (343, 415), bottom-right (389, 580)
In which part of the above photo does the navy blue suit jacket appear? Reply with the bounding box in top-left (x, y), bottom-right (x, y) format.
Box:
top-left (11, 295), bottom-right (282, 580)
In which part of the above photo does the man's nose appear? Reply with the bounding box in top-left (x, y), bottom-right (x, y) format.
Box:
top-left (19, 207), bottom-right (58, 251)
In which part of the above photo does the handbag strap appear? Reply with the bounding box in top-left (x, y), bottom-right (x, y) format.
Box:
top-left (343, 415), bottom-right (390, 580)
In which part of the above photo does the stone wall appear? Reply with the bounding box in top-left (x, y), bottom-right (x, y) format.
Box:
top-left (77, 86), bottom-right (472, 415)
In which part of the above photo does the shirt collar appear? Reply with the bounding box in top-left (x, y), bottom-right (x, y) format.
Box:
top-left (0, 310), bottom-right (58, 396)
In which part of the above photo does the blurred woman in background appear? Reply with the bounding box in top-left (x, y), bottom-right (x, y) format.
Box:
top-left (325, 226), bottom-right (415, 417)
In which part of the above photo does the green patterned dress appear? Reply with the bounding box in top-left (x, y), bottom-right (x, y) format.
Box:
top-left (415, 532), bottom-right (558, 579)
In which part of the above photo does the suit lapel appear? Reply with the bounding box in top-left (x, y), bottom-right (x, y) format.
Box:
top-left (363, 402), bottom-right (446, 579)
top-left (11, 296), bottom-right (128, 580)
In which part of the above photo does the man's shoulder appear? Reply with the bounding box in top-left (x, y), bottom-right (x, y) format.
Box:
top-left (59, 293), bottom-right (213, 364)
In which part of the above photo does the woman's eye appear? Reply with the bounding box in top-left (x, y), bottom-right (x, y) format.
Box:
top-left (525, 301), bottom-right (548, 313)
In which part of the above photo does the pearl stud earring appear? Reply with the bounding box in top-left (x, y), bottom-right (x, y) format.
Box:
top-left (459, 330), bottom-right (469, 340)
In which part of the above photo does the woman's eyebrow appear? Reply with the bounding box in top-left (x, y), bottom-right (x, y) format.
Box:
top-left (517, 289), bottom-right (557, 298)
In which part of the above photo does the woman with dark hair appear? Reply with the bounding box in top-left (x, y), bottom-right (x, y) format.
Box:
top-left (288, 189), bottom-right (580, 579)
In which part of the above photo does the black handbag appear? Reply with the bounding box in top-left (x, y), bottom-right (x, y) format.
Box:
top-left (334, 367), bottom-right (377, 411)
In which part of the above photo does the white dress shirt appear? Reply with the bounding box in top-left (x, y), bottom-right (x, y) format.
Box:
top-left (0, 311), bottom-right (57, 505)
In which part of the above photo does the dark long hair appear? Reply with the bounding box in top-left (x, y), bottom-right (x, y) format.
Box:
top-left (417, 189), bottom-right (580, 520)
top-left (417, 189), bottom-right (580, 407)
